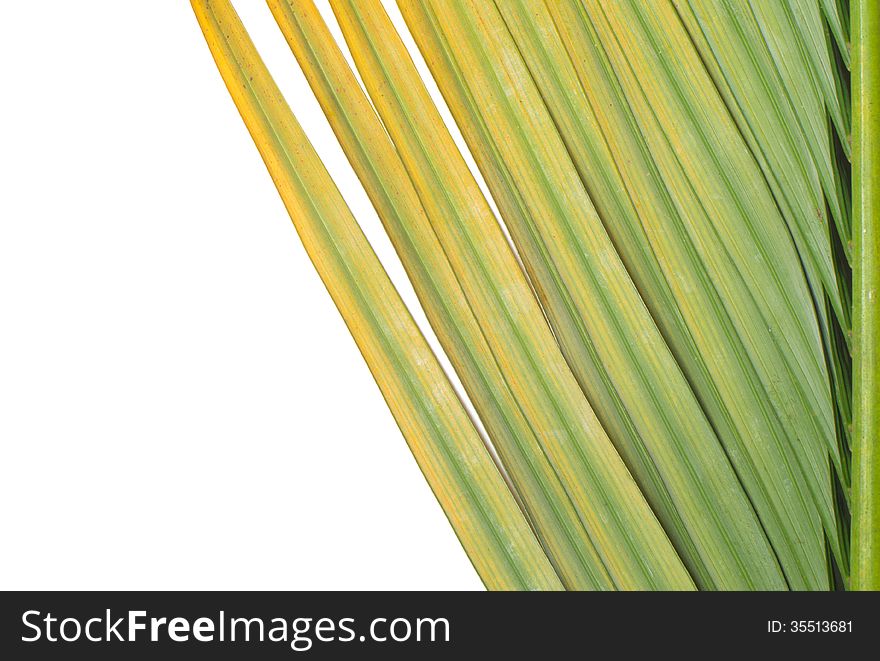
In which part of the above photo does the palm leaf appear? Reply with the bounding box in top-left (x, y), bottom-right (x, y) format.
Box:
top-left (190, 0), bottom-right (563, 591)
top-left (188, 0), bottom-right (868, 590)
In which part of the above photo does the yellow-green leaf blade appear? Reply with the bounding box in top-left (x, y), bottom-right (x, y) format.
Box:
top-left (190, 0), bottom-right (562, 592)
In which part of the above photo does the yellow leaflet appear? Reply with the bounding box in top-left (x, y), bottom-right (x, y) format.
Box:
top-left (190, 0), bottom-right (562, 591)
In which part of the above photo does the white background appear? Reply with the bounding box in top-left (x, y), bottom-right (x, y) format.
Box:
top-left (0, 1), bottom-right (492, 590)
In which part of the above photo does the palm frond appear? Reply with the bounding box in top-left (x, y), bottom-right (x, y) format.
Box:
top-left (189, 0), bottom-right (869, 590)
top-left (190, 0), bottom-right (563, 591)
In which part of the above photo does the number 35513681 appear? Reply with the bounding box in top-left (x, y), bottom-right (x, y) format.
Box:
top-left (768, 620), bottom-right (852, 633)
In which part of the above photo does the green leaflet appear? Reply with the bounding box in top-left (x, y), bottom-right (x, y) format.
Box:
top-left (394, 0), bottom-right (792, 589)
top-left (674, 1), bottom-right (848, 323)
top-left (785, 0), bottom-right (851, 160)
top-left (819, 0), bottom-right (851, 71)
top-left (672, 0), bottom-right (851, 571)
top-left (494, 0), bottom-right (838, 588)
top-left (190, 0), bottom-right (562, 591)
